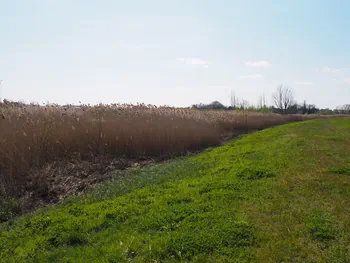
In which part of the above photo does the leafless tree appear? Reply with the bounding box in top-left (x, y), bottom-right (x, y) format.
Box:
top-left (240, 99), bottom-right (249, 110)
top-left (273, 85), bottom-right (294, 114)
top-left (341, 104), bottom-right (350, 114)
top-left (230, 91), bottom-right (239, 109)
top-left (262, 93), bottom-right (267, 107)
top-left (257, 95), bottom-right (263, 109)
top-left (343, 104), bottom-right (350, 110)
top-left (257, 93), bottom-right (267, 109)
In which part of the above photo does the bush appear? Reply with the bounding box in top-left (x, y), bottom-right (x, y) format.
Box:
top-left (0, 197), bottom-right (20, 222)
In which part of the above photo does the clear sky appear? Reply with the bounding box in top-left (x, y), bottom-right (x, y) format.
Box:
top-left (1, 0), bottom-right (349, 108)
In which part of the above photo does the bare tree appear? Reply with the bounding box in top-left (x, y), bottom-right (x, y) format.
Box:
top-left (257, 93), bottom-right (267, 109)
top-left (273, 85), bottom-right (294, 114)
top-left (240, 99), bottom-right (249, 110)
top-left (257, 95), bottom-right (263, 109)
top-left (230, 91), bottom-right (238, 109)
top-left (262, 93), bottom-right (267, 107)
top-left (341, 104), bottom-right (350, 114)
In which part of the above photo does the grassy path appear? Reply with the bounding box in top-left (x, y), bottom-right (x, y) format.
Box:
top-left (1, 118), bottom-right (349, 262)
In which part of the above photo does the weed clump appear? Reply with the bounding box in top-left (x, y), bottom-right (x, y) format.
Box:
top-left (0, 198), bottom-right (20, 222)
top-left (327, 167), bottom-right (350, 176)
top-left (236, 166), bottom-right (277, 180)
top-left (306, 211), bottom-right (339, 242)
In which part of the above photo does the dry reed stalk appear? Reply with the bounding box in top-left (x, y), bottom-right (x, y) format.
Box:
top-left (0, 103), bottom-right (325, 201)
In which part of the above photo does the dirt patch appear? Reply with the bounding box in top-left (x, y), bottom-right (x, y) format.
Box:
top-left (19, 156), bottom-right (164, 213)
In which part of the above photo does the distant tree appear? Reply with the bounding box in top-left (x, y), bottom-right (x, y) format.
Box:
top-left (297, 101), bottom-right (319, 114)
top-left (272, 85), bottom-right (295, 114)
top-left (209, 101), bottom-right (226, 110)
top-left (321, 108), bottom-right (338, 115)
top-left (262, 93), bottom-right (267, 108)
top-left (239, 99), bottom-right (249, 110)
top-left (257, 95), bottom-right (262, 110)
top-left (306, 104), bottom-right (319, 114)
top-left (334, 104), bottom-right (350, 114)
top-left (301, 100), bottom-right (308, 114)
top-left (284, 103), bottom-right (298, 114)
top-left (257, 93), bottom-right (268, 111)
top-left (259, 106), bottom-right (271, 113)
top-left (192, 101), bottom-right (226, 110)
top-left (230, 91), bottom-right (239, 109)
top-left (341, 104), bottom-right (350, 114)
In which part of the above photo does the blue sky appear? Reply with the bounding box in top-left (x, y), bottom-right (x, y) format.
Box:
top-left (1, 0), bottom-right (349, 108)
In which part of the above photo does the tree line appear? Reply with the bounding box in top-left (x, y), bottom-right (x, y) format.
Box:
top-left (192, 85), bottom-right (350, 115)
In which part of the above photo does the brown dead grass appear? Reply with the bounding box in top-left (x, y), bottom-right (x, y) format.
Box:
top-left (0, 102), bottom-right (321, 211)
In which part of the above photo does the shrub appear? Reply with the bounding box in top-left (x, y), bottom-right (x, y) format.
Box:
top-left (0, 197), bottom-right (20, 222)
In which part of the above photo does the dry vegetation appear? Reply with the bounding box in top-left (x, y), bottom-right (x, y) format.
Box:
top-left (0, 102), bottom-right (321, 215)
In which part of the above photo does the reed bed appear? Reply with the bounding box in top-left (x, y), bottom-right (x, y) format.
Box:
top-left (0, 103), bottom-right (319, 204)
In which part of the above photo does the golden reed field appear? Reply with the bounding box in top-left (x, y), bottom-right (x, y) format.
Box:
top-left (0, 103), bottom-right (323, 213)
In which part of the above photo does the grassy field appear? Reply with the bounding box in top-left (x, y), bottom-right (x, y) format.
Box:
top-left (0, 118), bottom-right (349, 262)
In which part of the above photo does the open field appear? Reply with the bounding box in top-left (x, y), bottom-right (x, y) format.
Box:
top-left (0, 118), bottom-right (349, 262)
top-left (0, 103), bottom-right (323, 217)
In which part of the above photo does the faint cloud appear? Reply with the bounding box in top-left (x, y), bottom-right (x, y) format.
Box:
top-left (317, 66), bottom-right (350, 73)
top-left (246, 61), bottom-right (271, 67)
top-left (238, 74), bottom-right (263, 79)
top-left (295, 81), bottom-right (314, 86)
top-left (176, 57), bottom-right (209, 68)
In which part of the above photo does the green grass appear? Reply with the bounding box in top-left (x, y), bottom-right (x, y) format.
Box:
top-left (0, 198), bottom-right (21, 222)
top-left (327, 166), bottom-right (350, 176)
top-left (1, 118), bottom-right (350, 262)
top-left (306, 211), bottom-right (339, 242)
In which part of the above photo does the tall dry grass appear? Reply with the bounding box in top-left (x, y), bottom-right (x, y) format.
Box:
top-left (0, 102), bottom-right (319, 199)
